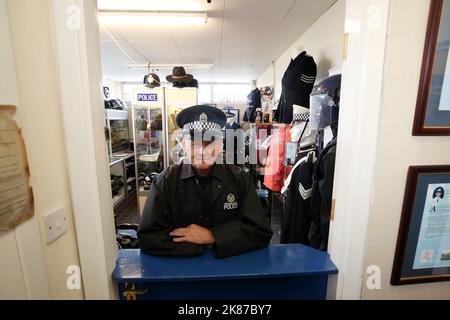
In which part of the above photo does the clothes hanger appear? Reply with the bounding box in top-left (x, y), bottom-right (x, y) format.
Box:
top-left (307, 150), bottom-right (316, 163)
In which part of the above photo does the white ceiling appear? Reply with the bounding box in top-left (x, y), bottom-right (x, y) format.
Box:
top-left (99, 0), bottom-right (337, 83)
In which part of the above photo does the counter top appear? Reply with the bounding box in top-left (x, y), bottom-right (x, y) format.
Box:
top-left (113, 244), bottom-right (338, 283)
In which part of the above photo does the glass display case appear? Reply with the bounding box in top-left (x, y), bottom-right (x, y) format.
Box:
top-left (105, 109), bottom-right (131, 156)
top-left (106, 109), bottom-right (136, 216)
top-left (134, 106), bottom-right (165, 176)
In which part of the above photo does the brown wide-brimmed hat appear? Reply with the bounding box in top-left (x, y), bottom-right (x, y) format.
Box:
top-left (166, 66), bottom-right (194, 83)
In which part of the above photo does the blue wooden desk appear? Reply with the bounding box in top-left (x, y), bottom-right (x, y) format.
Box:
top-left (112, 244), bottom-right (338, 300)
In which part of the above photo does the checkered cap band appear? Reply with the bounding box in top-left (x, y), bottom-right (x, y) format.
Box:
top-left (183, 121), bottom-right (222, 132)
top-left (293, 113), bottom-right (310, 122)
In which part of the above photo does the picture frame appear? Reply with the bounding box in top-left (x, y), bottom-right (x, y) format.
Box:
top-left (222, 107), bottom-right (240, 124)
top-left (413, 0), bottom-right (450, 135)
top-left (391, 165), bottom-right (450, 285)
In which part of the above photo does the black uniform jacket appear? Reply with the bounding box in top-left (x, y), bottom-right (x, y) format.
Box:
top-left (309, 138), bottom-right (337, 251)
top-left (274, 52), bottom-right (317, 124)
top-left (281, 157), bottom-right (315, 245)
top-left (138, 164), bottom-right (273, 258)
top-left (243, 89), bottom-right (261, 123)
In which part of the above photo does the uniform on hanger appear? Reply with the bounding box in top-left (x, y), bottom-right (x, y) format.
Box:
top-left (263, 126), bottom-right (291, 192)
top-left (309, 138), bottom-right (337, 251)
top-left (223, 120), bottom-right (243, 165)
top-left (281, 156), bottom-right (315, 244)
top-left (273, 52), bottom-right (317, 124)
top-left (243, 88), bottom-right (262, 123)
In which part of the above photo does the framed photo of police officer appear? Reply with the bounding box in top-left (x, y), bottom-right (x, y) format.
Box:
top-left (413, 0), bottom-right (450, 135)
top-left (391, 166), bottom-right (450, 285)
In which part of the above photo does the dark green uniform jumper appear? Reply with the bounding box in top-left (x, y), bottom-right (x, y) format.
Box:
top-left (138, 164), bottom-right (273, 258)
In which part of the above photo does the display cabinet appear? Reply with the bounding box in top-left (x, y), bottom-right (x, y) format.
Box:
top-left (105, 109), bottom-right (131, 156)
top-left (106, 109), bottom-right (136, 211)
top-left (109, 154), bottom-right (136, 209)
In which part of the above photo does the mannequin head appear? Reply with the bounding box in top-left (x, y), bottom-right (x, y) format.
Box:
top-left (292, 46), bottom-right (305, 59)
top-left (291, 104), bottom-right (317, 146)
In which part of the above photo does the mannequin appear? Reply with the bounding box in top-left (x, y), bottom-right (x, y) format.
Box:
top-left (274, 46), bottom-right (316, 124)
top-left (223, 111), bottom-right (242, 165)
top-left (281, 104), bottom-right (317, 194)
top-left (292, 46), bottom-right (305, 59)
top-left (243, 81), bottom-right (261, 123)
top-left (290, 105), bottom-right (317, 147)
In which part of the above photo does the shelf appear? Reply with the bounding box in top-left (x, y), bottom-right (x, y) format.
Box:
top-left (111, 183), bottom-right (125, 191)
top-left (139, 153), bottom-right (161, 162)
top-left (127, 177), bottom-right (136, 183)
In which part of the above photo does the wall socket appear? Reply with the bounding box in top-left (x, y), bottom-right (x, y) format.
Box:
top-left (43, 207), bottom-right (69, 244)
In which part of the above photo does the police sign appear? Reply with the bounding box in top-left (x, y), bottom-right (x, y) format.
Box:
top-left (137, 93), bottom-right (158, 102)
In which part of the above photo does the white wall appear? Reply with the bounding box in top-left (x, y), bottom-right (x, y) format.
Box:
top-left (1, 0), bottom-right (83, 299)
top-left (325, 0), bottom-right (450, 300)
top-left (362, 0), bottom-right (450, 299)
top-left (327, 0), bottom-right (391, 300)
top-left (257, 0), bottom-right (346, 97)
top-left (0, 0), bottom-right (51, 300)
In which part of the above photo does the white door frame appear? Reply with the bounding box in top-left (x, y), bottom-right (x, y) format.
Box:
top-left (50, 0), bottom-right (118, 299)
top-left (48, 0), bottom-right (395, 301)
top-left (327, 0), bottom-right (392, 299)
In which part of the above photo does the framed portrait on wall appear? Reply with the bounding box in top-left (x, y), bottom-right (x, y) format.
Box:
top-left (391, 166), bottom-right (450, 285)
top-left (413, 0), bottom-right (450, 135)
top-left (222, 106), bottom-right (240, 124)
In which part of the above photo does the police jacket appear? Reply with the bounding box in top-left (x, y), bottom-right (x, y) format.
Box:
top-left (281, 156), bottom-right (314, 245)
top-left (223, 122), bottom-right (243, 165)
top-left (273, 52), bottom-right (317, 124)
top-left (309, 138), bottom-right (337, 251)
top-left (138, 163), bottom-right (273, 258)
top-left (243, 89), bottom-right (261, 123)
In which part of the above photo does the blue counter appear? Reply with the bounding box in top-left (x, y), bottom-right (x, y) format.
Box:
top-left (113, 244), bottom-right (338, 300)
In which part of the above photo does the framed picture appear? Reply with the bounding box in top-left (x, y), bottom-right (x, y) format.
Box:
top-left (222, 107), bottom-right (240, 124)
top-left (391, 166), bottom-right (450, 285)
top-left (413, 0), bottom-right (450, 135)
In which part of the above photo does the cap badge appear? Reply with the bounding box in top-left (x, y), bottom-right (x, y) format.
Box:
top-left (227, 194), bottom-right (235, 203)
top-left (199, 112), bottom-right (208, 123)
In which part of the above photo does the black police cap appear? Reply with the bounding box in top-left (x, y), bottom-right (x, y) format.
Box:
top-left (176, 105), bottom-right (227, 134)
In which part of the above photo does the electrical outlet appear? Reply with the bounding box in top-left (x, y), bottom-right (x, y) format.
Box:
top-left (43, 207), bottom-right (69, 244)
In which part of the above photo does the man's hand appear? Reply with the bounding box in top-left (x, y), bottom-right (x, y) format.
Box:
top-left (170, 224), bottom-right (216, 245)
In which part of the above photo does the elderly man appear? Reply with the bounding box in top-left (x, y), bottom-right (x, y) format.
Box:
top-left (138, 105), bottom-right (272, 258)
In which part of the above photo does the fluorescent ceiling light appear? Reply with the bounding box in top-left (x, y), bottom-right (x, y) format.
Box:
top-left (97, 0), bottom-right (202, 12)
top-left (128, 63), bottom-right (214, 70)
top-left (98, 11), bottom-right (207, 26)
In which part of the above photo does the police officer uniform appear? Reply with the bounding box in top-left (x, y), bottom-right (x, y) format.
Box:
top-left (243, 88), bottom-right (261, 123)
top-left (138, 105), bottom-right (273, 258)
top-left (309, 138), bottom-right (336, 251)
top-left (273, 51), bottom-right (317, 124)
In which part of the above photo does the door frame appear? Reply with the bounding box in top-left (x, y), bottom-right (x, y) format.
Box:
top-left (50, 0), bottom-right (118, 299)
